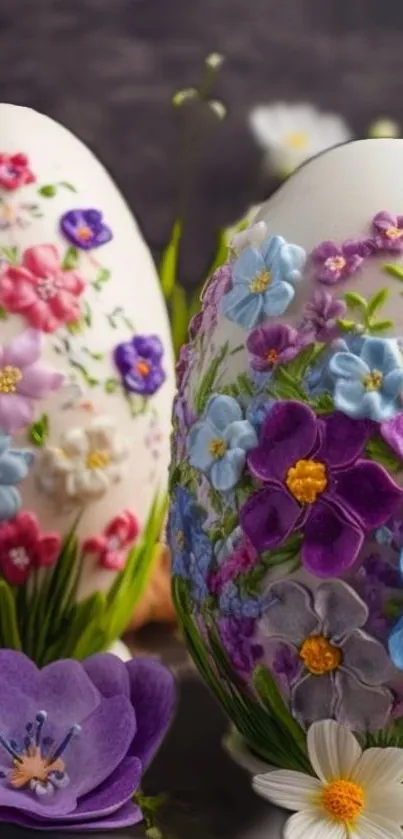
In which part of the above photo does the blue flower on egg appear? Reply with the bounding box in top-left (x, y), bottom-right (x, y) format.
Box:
top-left (188, 394), bottom-right (258, 491)
top-left (0, 432), bottom-right (34, 521)
top-left (329, 336), bottom-right (403, 421)
top-left (220, 235), bottom-right (306, 329)
top-left (168, 486), bottom-right (213, 604)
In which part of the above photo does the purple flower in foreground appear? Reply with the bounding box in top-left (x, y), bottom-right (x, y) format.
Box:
top-left (0, 651), bottom-right (175, 832)
top-left (60, 209), bottom-right (112, 250)
top-left (114, 334), bottom-right (166, 396)
top-left (311, 239), bottom-right (363, 285)
top-left (246, 323), bottom-right (304, 372)
top-left (241, 400), bottom-right (402, 578)
top-left (372, 210), bottom-right (403, 252)
top-left (301, 287), bottom-right (346, 342)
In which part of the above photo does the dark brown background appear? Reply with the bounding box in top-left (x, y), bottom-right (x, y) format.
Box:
top-left (1, 0), bottom-right (403, 284)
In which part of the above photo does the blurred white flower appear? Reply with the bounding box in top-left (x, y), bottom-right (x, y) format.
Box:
top-left (249, 102), bottom-right (352, 176)
top-left (253, 719), bottom-right (403, 839)
top-left (369, 117), bottom-right (400, 139)
top-left (230, 220), bottom-right (268, 254)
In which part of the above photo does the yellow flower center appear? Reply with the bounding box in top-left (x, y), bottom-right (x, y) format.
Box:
top-left (362, 369), bottom-right (383, 392)
top-left (324, 255), bottom-right (346, 272)
top-left (135, 360), bottom-right (150, 377)
top-left (77, 225), bottom-right (93, 241)
top-left (9, 745), bottom-right (65, 790)
top-left (249, 269), bottom-right (271, 294)
top-left (284, 131), bottom-right (309, 150)
top-left (0, 365), bottom-right (22, 393)
top-left (322, 779), bottom-right (365, 823)
top-left (86, 449), bottom-right (110, 470)
top-left (286, 459), bottom-right (327, 504)
top-left (299, 635), bottom-right (342, 675)
top-left (266, 349), bottom-right (279, 366)
top-left (385, 225), bottom-right (403, 240)
top-left (208, 438), bottom-right (227, 459)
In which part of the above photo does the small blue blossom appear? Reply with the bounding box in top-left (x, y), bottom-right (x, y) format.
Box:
top-left (219, 581), bottom-right (270, 619)
top-left (374, 525), bottom-right (394, 547)
top-left (388, 615), bottom-right (403, 670)
top-left (329, 336), bottom-right (403, 421)
top-left (0, 433), bottom-right (34, 521)
top-left (221, 234), bottom-right (306, 329)
top-left (188, 394), bottom-right (258, 491)
top-left (246, 395), bottom-right (274, 433)
top-left (168, 486), bottom-right (213, 605)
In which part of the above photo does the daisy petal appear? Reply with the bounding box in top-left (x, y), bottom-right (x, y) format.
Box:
top-left (307, 719), bottom-right (362, 784)
top-left (284, 810), bottom-right (346, 839)
top-left (350, 813), bottom-right (403, 839)
top-left (366, 785), bottom-right (403, 825)
top-left (354, 747), bottom-right (403, 789)
top-left (252, 770), bottom-right (321, 811)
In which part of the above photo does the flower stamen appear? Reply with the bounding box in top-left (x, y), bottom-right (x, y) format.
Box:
top-left (249, 269), bottom-right (271, 294)
top-left (322, 779), bottom-right (364, 822)
top-left (208, 438), bottom-right (227, 459)
top-left (286, 459), bottom-right (327, 504)
top-left (362, 369), bottom-right (383, 392)
top-left (299, 635), bottom-right (342, 675)
top-left (0, 365), bottom-right (22, 393)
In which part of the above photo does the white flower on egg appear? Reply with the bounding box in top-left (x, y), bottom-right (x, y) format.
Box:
top-left (249, 102), bottom-right (352, 176)
top-left (230, 220), bottom-right (268, 254)
top-left (253, 719), bottom-right (403, 839)
top-left (39, 416), bottom-right (128, 506)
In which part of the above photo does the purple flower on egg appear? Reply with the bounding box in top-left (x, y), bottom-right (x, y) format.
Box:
top-left (246, 323), bottom-right (304, 372)
top-left (114, 334), bottom-right (166, 396)
top-left (0, 650), bottom-right (175, 832)
top-left (311, 240), bottom-right (363, 285)
top-left (218, 616), bottom-right (263, 678)
top-left (372, 210), bottom-right (403, 252)
top-left (240, 400), bottom-right (403, 578)
top-left (60, 209), bottom-right (112, 250)
top-left (301, 287), bottom-right (346, 342)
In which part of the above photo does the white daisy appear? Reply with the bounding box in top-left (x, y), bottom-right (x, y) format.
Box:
top-left (249, 102), bottom-right (352, 176)
top-left (39, 416), bottom-right (128, 507)
top-left (253, 719), bottom-right (403, 839)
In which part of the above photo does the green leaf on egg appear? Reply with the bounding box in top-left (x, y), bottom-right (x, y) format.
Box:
top-left (62, 245), bottom-right (80, 271)
top-left (38, 183), bottom-right (57, 198)
top-left (0, 245), bottom-right (19, 265)
top-left (28, 413), bottom-right (49, 447)
top-left (59, 181), bottom-right (78, 193)
top-left (195, 341), bottom-right (229, 414)
top-left (366, 435), bottom-right (402, 473)
top-left (384, 262), bottom-right (403, 281)
top-left (366, 287), bottom-right (389, 319)
top-left (92, 267), bottom-right (111, 291)
top-left (344, 291), bottom-right (368, 310)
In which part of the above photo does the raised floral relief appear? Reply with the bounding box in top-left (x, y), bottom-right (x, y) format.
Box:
top-left (0, 512), bottom-right (61, 585)
top-left (82, 510), bottom-right (139, 570)
top-left (114, 334), bottom-right (166, 396)
top-left (0, 432), bottom-right (33, 521)
top-left (38, 417), bottom-right (128, 506)
top-left (60, 209), bottom-right (113, 250)
top-left (0, 153), bottom-right (36, 191)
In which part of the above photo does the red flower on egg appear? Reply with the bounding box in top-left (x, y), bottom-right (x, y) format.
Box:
top-left (0, 153), bottom-right (36, 191)
top-left (0, 512), bottom-right (61, 586)
top-left (82, 511), bottom-right (140, 571)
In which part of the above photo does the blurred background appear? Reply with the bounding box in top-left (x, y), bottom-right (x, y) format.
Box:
top-left (2, 0), bottom-right (403, 299)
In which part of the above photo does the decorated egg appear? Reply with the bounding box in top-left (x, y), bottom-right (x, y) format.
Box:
top-left (169, 140), bottom-right (403, 787)
top-left (0, 103), bottom-right (175, 662)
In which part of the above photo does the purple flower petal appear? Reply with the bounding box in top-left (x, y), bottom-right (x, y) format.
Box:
top-left (248, 401), bottom-right (318, 482)
top-left (341, 629), bottom-right (392, 686)
top-left (302, 502), bottom-right (364, 577)
top-left (335, 670), bottom-right (392, 732)
top-left (314, 580), bottom-right (368, 640)
top-left (3, 329), bottom-right (41, 367)
top-left (318, 412), bottom-right (371, 469)
top-left (372, 210), bottom-right (397, 232)
top-left (261, 580), bottom-right (319, 644)
top-left (83, 653), bottom-right (130, 699)
top-left (334, 460), bottom-right (403, 531)
top-left (381, 413), bottom-right (403, 459)
top-left (36, 660), bottom-right (101, 728)
top-left (311, 240), bottom-right (340, 261)
top-left (18, 364), bottom-right (64, 398)
top-left (127, 657), bottom-right (175, 768)
top-left (0, 393), bottom-right (33, 434)
top-left (0, 799), bottom-right (142, 832)
top-left (292, 672), bottom-right (335, 728)
top-left (46, 757), bottom-right (142, 823)
top-left (240, 485), bottom-right (302, 552)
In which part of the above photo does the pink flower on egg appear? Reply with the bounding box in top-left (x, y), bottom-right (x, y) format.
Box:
top-left (311, 240), bottom-right (364, 285)
top-left (0, 244), bottom-right (85, 332)
top-left (0, 512), bottom-right (61, 586)
top-left (82, 511), bottom-right (140, 571)
top-left (0, 329), bottom-right (64, 433)
top-left (0, 153), bottom-right (36, 191)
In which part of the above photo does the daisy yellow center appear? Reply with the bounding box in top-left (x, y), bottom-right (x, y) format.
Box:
top-left (362, 369), bottom-right (383, 392)
top-left (266, 349), bottom-right (279, 365)
top-left (86, 449), bottom-right (110, 470)
top-left (208, 438), bottom-right (227, 459)
top-left (0, 365), bottom-right (22, 393)
top-left (286, 459), bottom-right (327, 504)
top-left (135, 360), bottom-right (150, 377)
top-left (322, 779), bottom-right (364, 823)
top-left (385, 225), bottom-right (403, 240)
top-left (284, 131), bottom-right (309, 150)
top-left (10, 746), bottom-right (65, 790)
top-left (77, 225), bottom-right (93, 241)
top-left (324, 255), bottom-right (346, 271)
top-left (249, 269), bottom-right (271, 294)
top-left (299, 635), bottom-right (342, 675)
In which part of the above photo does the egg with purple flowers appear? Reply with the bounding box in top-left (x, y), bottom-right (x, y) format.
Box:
top-left (169, 140), bottom-right (403, 780)
top-left (0, 103), bottom-right (174, 662)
